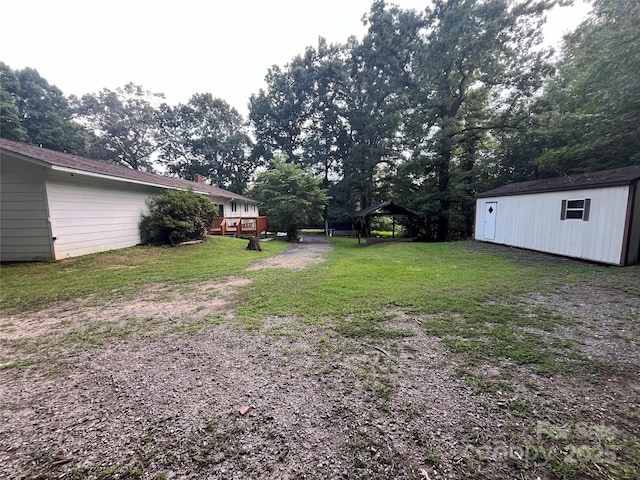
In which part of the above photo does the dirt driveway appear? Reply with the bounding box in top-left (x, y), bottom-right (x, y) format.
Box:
top-left (0, 240), bottom-right (638, 479)
top-left (247, 233), bottom-right (334, 271)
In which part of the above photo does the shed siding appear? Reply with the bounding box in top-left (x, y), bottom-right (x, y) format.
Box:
top-left (475, 186), bottom-right (630, 265)
top-left (45, 171), bottom-right (161, 259)
top-left (0, 156), bottom-right (53, 261)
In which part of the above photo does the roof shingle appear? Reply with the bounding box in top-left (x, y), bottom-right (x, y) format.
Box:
top-left (0, 138), bottom-right (258, 203)
top-left (478, 165), bottom-right (640, 198)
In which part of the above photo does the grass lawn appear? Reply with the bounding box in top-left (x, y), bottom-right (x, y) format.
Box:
top-left (0, 236), bottom-right (290, 314)
top-left (1, 236), bottom-right (638, 479)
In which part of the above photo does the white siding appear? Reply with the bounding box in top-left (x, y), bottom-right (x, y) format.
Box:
top-left (45, 171), bottom-right (162, 259)
top-left (475, 186), bottom-right (631, 265)
top-left (221, 199), bottom-right (260, 226)
top-left (0, 156), bottom-right (53, 261)
top-left (208, 196), bottom-right (259, 220)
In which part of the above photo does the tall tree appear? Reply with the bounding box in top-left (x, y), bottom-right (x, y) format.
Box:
top-left (298, 39), bottom-right (351, 185)
top-left (249, 4), bottom-right (424, 220)
top-left (536, 0), bottom-right (640, 174)
top-left (405, 0), bottom-right (558, 241)
top-left (249, 39), bottom-right (351, 183)
top-left (0, 63), bottom-right (27, 141)
top-left (0, 62), bottom-right (91, 154)
top-left (159, 94), bottom-right (256, 193)
top-left (249, 63), bottom-right (310, 164)
top-left (73, 83), bottom-right (163, 171)
top-left (337, 2), bottom-right (424, 214)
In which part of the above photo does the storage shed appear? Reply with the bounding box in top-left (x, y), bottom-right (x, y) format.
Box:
top-left (475, 165), bottom-right (640, 266)
top-left (0, 138), bottom-right (261, 261)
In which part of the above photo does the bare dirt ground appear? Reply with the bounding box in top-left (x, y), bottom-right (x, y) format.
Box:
top-left (1, 239), bottom-right (638, 480)
top-left (246, 233), bottom-right (334, 271)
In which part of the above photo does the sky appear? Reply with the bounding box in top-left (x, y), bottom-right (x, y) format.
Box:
top-left (0, 0), bottom-right (591, 116)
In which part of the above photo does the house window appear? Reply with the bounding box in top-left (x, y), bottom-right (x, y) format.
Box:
top-left (244, 203), bottom-right (248, 213)
top-left (561, 199), bottom-right (590, 221)
top-left (231, 202), bottom-right (237, 212)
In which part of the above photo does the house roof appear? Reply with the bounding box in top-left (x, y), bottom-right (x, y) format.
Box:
top-left (0, 138), bottom-right (259, 204)
top-left (478, 165), bottom-right (640, 198)
top-left (354, 200), bottom-right (417, 218)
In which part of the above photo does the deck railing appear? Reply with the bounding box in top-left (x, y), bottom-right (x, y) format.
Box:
top-left (209, 216), bottom-right (267, 238)
top-left (209, 217), bottom-right (228, 236)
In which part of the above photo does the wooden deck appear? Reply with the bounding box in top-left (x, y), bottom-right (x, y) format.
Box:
top-left (209, 216), bottom-right (268, 238)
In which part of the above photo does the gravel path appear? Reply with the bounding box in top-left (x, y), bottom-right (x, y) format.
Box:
top-left (247, 233), bottom-right (333, 271)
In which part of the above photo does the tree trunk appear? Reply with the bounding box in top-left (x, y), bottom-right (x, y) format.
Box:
top-left (461, 140), bottom-right (477, 239)
top-left (246, 236), bottom-right (262, 251)
top-left (436, 146), bottom-right (451, 242)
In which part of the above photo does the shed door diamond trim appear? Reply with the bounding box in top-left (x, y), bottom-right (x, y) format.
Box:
top-left (484, 202), bottom-right (497, 240)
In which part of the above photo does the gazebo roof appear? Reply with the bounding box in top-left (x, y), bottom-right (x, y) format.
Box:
top-left (354, 200), bottom-right (417, 218)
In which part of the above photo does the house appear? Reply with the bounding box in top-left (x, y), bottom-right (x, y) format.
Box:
top-left (474, 165), bottom-right (640, 266)
top-left (0, 138), bottom-right (265, 261)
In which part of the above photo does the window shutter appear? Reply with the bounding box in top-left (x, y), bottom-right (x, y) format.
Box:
top-left (561, 200), bottom-right (567, 220)
top-left (583, 198), bottom-right (591, 221)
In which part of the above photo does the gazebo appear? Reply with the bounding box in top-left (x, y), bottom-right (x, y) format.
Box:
top-left (353, 200), bottom-right (417, 244)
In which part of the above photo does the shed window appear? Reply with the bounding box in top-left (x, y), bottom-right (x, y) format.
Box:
top-left (561, 199), bottom-right (590, 221)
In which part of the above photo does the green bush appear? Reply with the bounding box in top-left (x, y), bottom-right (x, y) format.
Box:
top-left (140, 190), bottom-right (217, 245)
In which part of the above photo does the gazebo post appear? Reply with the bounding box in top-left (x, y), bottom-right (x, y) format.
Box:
top-left (353, 201), bottom-right (417, 244)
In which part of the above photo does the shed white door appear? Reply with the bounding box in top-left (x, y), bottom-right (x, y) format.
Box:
top-left (484, 202), bottom-right (497, 240)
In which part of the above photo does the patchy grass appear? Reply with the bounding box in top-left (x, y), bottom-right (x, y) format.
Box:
top-left (335, 311), bottom-right (414, 340)
top-left (455, 368), bottom-right (513, 395)
top-left (1, 237), bottom-right (639, 479)
top-left (3, 237), bottom-right (635, 376)
top-left (236, 239), bottom-right (617, 373)
top-left (0, 313), bottom-right (229, 369)
top-left (0, 236), bottom-right (289, 314)
top-left (238, 239), bottom-right (552, 321)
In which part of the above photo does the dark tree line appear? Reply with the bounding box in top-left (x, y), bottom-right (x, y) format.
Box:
top-left (0, 63), bottom-right (93, 154)
top-left (1, 67), bottom-right (256, 194)
top-left (2, 0), bottom-right (638, 240)
top-left (249, 0), bottom-right (639, 240)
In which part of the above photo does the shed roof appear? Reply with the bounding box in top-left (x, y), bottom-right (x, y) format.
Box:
top-left (354, 200), bottom-right (417, 218)
top-left (478, 165), bottom-right (640, 198)
top-left (0, 138), bottom-right (258, 203)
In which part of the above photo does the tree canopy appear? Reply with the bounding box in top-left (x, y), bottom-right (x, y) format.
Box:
top-left (0, 63), bottom-right (92, 155)
top-left (2, 0), bottom-right (638, 239)
top-left (248, 0), bottom-right (570, 240)
top-left (159, 94), bottom-right (256, 193)
top-left (534, 0), bottom-right (640, 174)
top-left (251, 159), bottom-right (330, 241)
top-left (71, 83), bottom-right (164, 172)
